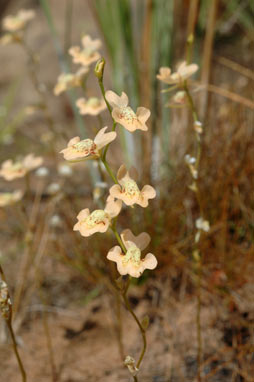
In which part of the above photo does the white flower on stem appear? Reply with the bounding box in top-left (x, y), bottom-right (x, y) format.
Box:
top-left (194, 121), bottom-right (203, 134)
top-left (185, 155), bottom-right (198, 179)
top-left (196, 217), bottom-right (210, 232)
top-left (105, 90), bottom-right (150, 133)
top-left (107, 229), bottom-right (157, 278)
top-left (60, 127), bottom-right (116, 161)
top-left (124, 356), bottom-right (139, 377)
top-left (157, 61), bottom-right (198, 85)
top-left (0, 190), bottom-right (23, 207)
top-left (0, 154), bottom-right (43, 181)
top-left (2, 9), bottom-right (35, 32)
top-left (109, 164), bottom-right (156, 207)
top-left (69, 35), bottom-right (101, 66)
top-left (76, 97), bottom-right (106, 116)
top-left (54, 67), bottom-right (88, 96)
top-left (74, 197), bottom-right (122, 237)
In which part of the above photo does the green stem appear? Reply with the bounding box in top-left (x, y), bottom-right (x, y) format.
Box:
top-left (101, 158), bottom-right (118, 184)
top-left (97, 72), bottom-right (117, 162)
top-left (122, 277), bottom-right (147, 370)
top-left (111, 226), bottom-right (126, 253)
top-left (184, 81), bottom-right (203, 381)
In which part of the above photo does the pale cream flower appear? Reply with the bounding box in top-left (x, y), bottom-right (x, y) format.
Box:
top-left (0, 190), bottom-right (23, 207)
top-left (3, 9), bottom-right (35, 32)
top-left (54, 68), bottom-right (88, 96)
top-left (76, 97), bottom-right (106, 116)
top-left (107, 229), bottom-right (157, 278)
top-left (0, 33), bottom-right (17, 45)
top-left (60, 126), bottom-right (116, 161)
top-left (196, 217), bottom-right (210, 232)
top-left (73, 197), bottom-right (122, 237)
top-left (0, 154), bottom-right (43, 181)
top-left (157, 61), bottom-right (198, 85)
top-left (109, 164), bottom-right (156, 207)
top-left (69, 35), bottom-right (101, 66)
top-left (105, 90), bottom-right (150, 133)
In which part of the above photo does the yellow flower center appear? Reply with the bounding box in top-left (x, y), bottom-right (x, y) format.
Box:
top-left (87, 97), bottom-right (100, 108)
top-left (123, 246), bottom-right (141, 267)
top-left (122, 179), bottom-right (140, 198)
top-left (10, 162), bottom-right (24, 173)
top-left (84, 210), bottom-right (108, 228)
top-left (0, 193), bottom-right (12, 203)
top-left (120, 107), bottom-right (137, 123)
top-left (62, 74), bottom-right (74, 84)
top-left (73, 139), bottom-right (97, 155)
top-left (82, 47), bottom-right (97, 57)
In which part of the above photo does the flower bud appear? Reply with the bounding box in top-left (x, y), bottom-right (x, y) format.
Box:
top-left (0, 280), bottom-right (12, 321)
top-left (94, 58), bottom-right (105, 80)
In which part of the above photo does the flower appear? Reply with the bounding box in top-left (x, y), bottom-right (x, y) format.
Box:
top-left (69, 35), bottom-right (101, 66)
top-left (196, 217), bottom-right (210, 232)
top-left (105, 90), bottom-right (150, 132)
top-left (0, 190), bottom-right (23, 207)
top-left (54, 67), bottom-right (88, 96)
top-left (0, 33), bottom-right (17, 45)
top-left (109, 164), bottom-right (156, 207)
top-left (60, 126), bottom-right (116, 161)
top-left (107, 229), bottom-right (157, 278)
top-left (185, 155), bottom-right (198, 179)
top-left (76, 97), bottom-right (106, 116)
top-left (73, 197), bottom-right (122, 237)
top-left (0, 154), bottom-right (43, 181)
top-left (2, 9), bottom-right (35, 32)
top-left (124, 356), bottom-right (139, 377)
top-left (157, 61), bottom-right (198, 85)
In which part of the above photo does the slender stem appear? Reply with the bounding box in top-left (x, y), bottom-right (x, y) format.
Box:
top-left (7, 321), bottom-right (27, 382)
top-left (101, 158), bottom-right (118, 184)
top-left (98, 79), bottom-right (113, 116)
top-left (122, 278), bottom-right (147, 369)
top-left (97, 73), bottom-right (117, 162)
top-left (111, 226), bottom-right (126, 253)
top-left (184, 82), bottom-right (198, 122)
top-left (1, 265), bottom-right (27, 382)
top-left (184, 82), bottom-right (203, 382)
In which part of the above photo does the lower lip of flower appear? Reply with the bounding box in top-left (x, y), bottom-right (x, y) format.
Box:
top-left (119, 107), bottom-right (138, 124)
top-left (123, 246), bottom-right (141, 267)
top-left (73, 139), bottom-right (97, 156)
top-left (122, 180), bottom-right (140, 198)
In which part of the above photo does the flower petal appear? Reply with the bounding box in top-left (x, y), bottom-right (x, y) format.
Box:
top-left (121, 229), bottom-right (151, 251)
top-left (136, 107), bottom-right (151, 124)
top-left (105, 90), bottom-right (128, 108)
top-left (143, 253), bottom-right (157, 270)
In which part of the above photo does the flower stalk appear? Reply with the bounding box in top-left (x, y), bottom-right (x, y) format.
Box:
top-left (0, 265), bottom-right (27, 382)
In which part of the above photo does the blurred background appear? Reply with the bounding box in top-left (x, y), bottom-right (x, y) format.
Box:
top-left (0, 0), bottom-right (254, 381)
